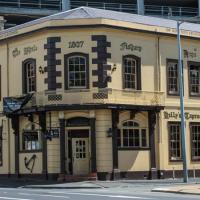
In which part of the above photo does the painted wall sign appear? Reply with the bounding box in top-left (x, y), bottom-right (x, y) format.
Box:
top-left (183, 49), bottom-right (197, 58)
top-left (68, 41), bottom-right (84, 48)
top-left (12, 48), bottom-right (20, 57)
top-left (164, 111), bottom-right (200, 120)
top-left (120, 42), bottom-right (142, 52)
top-left (24, 154), bottom-right (37, 173)
top-left (24, 45), bottom-right (37, 55)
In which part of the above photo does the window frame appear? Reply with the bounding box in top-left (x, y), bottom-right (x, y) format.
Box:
top-left (0, 126), bottom-right (2, 166)
top-left (64, 52), bottom-right (89, 90)
top-left (190, 122), bottom-right (200, 161)
top-left (188, 61), bottom-right (200, 97)
top-left (166, 59), bottom-right (179, 96)
top-left (21, 131), bottom-right (42, 152)
top-left (22, 58), bottom-right (37, 94)
top-left (118, 120), bottom-right (149, 150)
top-left (168, 122), bottom-right (182, 162)
top-left (122, 55), bottom-right (141, 90)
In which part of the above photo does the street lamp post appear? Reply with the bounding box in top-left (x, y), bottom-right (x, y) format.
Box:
top-left (177, 21), bottom-right (188, 183)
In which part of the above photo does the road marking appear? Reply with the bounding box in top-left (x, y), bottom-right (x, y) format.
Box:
top-left (49, 191), bottom-right (151, 199)
top-left (0, 197), bottom-right (32, 200)
top-left (19, 193), bottom-right (69, 199)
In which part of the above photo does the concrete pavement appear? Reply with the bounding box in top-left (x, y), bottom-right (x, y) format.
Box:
top-left (152, 183), bottom-right (200, 195)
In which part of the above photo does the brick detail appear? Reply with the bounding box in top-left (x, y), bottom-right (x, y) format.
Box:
top-left (44, 37), bottom-right (62, 90)
top-left (91, 35), bottom-right (112, 89)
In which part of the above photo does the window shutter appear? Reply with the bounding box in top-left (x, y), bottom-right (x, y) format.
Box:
top-left (22, 62), bottom-right (27, 94)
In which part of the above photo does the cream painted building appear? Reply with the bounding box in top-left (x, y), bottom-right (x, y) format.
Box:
top-left (0, 7), bottom-right (200, 180)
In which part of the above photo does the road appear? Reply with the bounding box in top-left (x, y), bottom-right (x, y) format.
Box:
top-left (0, 185), bottom-right (199, 200)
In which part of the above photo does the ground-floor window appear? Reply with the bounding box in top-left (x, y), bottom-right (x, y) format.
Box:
top-left (168, 122), bottom-right (181, 161)
top-left (22, 131), bottom-right (42, 151)
top-left (118, 120), bottom-right (148, 149)
top-left (0, 126), bottom-right (2, 166)
top-left (190, 123), bottom-right (200, 161)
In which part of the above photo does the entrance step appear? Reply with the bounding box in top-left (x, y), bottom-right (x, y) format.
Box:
top-left (57, 173), bottom-right (97, 182)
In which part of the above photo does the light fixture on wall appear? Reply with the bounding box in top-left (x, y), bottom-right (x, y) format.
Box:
top-left (38, 66), bottom-right (45, 74)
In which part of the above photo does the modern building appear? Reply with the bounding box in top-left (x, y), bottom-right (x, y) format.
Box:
top-left (0, 0), bottom-right (200, 28)
top-left (0, 7), bottom-right (200, 180)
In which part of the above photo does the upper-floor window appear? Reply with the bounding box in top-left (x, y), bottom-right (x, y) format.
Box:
top-left (190, 123), bottom-right (200, 161)
top-left (118, 120), bottom-right (148, 149)
top-left (22, 58), bottom-right (36, 94)
top-left (122, 55), bottom-right (141, 90)
top-left (64, 53), bottom-right (89, 89)
top-left (189, 62), bottom-right (200, 96)
top-left (167, 59), bottom-right (179, 95)
top-left (168, 122), bottom-right (181, 161)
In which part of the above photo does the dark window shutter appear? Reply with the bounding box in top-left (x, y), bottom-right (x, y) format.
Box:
top-left (22, 62), bottom-right (27, 94)
top-left (137, 58), bottom-right (142, 90)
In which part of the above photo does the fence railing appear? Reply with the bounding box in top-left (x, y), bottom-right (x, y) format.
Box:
top-left (145, 5), bottom-right (198, 17)
top-left (71, 1), bottom-right (137, 13)
top-left (24, 89), bottom-right (164, 109)
top-left (0, 0), bottom-right (62, 10)
top-left (71, 1), bottom-right (198, 17)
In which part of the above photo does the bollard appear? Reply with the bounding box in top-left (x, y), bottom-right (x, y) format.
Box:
top-left (172, 167), bottom-right (175, 180)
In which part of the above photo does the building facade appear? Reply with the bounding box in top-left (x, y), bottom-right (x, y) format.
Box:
top-left (0, 0), bottom-right (200, 28)
top-left (0, 7), bottom-right (200, 180)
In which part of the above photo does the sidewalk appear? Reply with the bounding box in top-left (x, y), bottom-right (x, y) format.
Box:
top-left (152, 183), bottom-right (200, 195)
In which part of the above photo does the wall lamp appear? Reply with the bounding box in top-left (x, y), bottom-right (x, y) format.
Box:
top-left (39, 66), bottom-right (45, 74)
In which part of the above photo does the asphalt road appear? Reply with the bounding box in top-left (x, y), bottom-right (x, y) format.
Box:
top-left (0, 186), bottom-right (199, 200)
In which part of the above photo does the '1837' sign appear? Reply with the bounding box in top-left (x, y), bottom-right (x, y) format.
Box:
top-left (68, 41), bottom-right (84, 48)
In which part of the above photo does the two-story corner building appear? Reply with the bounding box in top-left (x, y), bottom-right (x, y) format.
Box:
top-left (0, 7), bottom-right (200, 180)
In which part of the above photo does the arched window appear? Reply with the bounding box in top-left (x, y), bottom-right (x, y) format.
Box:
top-left (22, 58), bottom-right (36, 94)
top-left (64, 53), bottom-right (89, 89)
top-left (118, 120), bottom-right (148, 148)
top-left (122, 55), bottom-right (141, 90)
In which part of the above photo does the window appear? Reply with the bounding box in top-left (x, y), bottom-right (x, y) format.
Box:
top-left (22, 59), bottom-right (36, 94)
top-left (118, 120), bottom-right (148, 148)
top-left (168, 122), bottom-right (181, 161)
top-left (64, 53), bottom-right (89, 89)
top-left (22, 131), bottom-right (41, 151)
top-left (122, 55), bottom-right (141, 90)
top-left (0, 126), bottom-right (2, 166)
top-left (189, 62), bottom-right (200, 96)
top-left (190, 123), bottom-right (200, 161)
top-left (167, 59), bottom-right (179, 95)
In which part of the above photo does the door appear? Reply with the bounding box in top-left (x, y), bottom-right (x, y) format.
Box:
top-left (72, 138), bottom-right (89, 175)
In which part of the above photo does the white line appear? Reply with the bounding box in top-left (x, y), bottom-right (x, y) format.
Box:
top-left (19, 193), bottom-right (69, 199)
top-left (49, 191), bottom-right (151, 199)
top-left (0, 197), bottom-right (32, 200)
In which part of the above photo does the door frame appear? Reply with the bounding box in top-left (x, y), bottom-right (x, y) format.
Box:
top-left (65, 127), bottom-right (91, 175)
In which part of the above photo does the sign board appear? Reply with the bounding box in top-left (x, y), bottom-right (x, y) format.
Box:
top-left (46, 128), bottom-right (60, 138)
top-left (3, 94), bottom-right (33, 114)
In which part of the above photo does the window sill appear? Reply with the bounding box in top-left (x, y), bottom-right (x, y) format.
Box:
top-left (118, 147), bottom-right (150, 151)
top-left (19, 150), bottom-right (42, 153)
top-left (169, 159), bottom-right (182, 162)
top-left (191, 158), bottom-right (200, 162)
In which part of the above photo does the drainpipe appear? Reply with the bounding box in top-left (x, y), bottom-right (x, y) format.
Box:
top-left (6, 42), bottom-right (11, 176)
top-left (62, 0), bottom-right (70, 11)
top-left (137, 0), bottom-right (144, 15)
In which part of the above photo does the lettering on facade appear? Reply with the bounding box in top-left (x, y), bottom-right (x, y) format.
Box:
top-left (68, 41), bottom-right (84, 48)
top-left (183, 49), bottom-right (197, 58)
top-left (12, 48), bottom-right (20, 57)
top-left (120, 42), bottom-right (142, 52)
top-left (24, 154), bottom-right (37, 173)
top-left (24, 45), bottom-right (37, 55)
top-left (164, 111), bottom-right (200, 120)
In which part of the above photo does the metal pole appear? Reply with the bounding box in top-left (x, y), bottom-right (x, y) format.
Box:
top-left (177, 21), bottom-right (188, 183)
